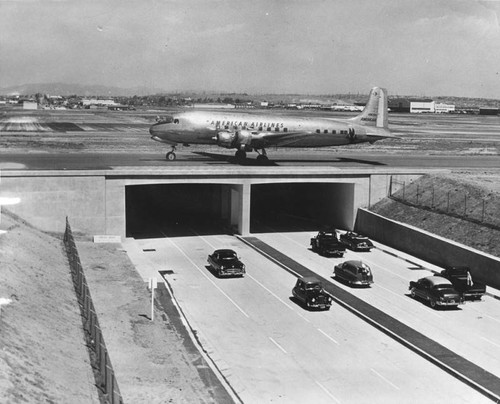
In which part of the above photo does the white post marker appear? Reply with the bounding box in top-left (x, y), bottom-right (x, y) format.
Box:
top-left (0, 297), bottom-right (13, 321)
top-left (148, 278), bottom-right (158, 321)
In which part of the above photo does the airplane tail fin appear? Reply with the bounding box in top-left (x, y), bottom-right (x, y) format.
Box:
top-left (350, 87), bottom-right (388, 128)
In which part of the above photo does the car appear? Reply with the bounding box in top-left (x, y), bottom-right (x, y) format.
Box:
top-left (334, 260), bottom-right (373, 286)
top-left (437, 266), bottom-right (486, 301)
top-left (339, 231), bottom-right (374, 251)
top-left (292, 277), bottom-right (332, 310)
top-left (310, 230), bottom-right (346, 257)
top-left (207, 249), bottom-right (245, 277)
top-left (409, 276), bottom-right (464, 309)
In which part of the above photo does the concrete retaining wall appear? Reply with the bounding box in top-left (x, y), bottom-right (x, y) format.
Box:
top-left (355, 208), bottom-right (500, 289)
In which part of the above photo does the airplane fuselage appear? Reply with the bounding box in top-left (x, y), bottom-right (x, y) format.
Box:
top-left (149, 87), bottom-right (393, 161)
top-left (150, 110), bottom-right (384, 148)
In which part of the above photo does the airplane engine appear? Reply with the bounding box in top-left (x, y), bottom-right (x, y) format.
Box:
top-left (215, 129), bottom-right (253, 150)
top-left (215, 130), bottom-right (237, 148)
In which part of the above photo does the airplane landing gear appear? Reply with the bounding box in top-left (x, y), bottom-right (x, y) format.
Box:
top-left (166, 145), bottom-right (177, 161)
top-left (234, 149), bottom-right (247, 162)
top-left (256, 149), bottom-right (269, 163)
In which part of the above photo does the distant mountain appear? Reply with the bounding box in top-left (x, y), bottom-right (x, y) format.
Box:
top-left (0, 82), bottom-right (165, 97)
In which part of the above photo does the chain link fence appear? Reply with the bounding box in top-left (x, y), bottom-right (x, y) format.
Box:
top-left (389, 177), bottom-right (500, 231)
top-left (64, 217), bottom-right (123, 404)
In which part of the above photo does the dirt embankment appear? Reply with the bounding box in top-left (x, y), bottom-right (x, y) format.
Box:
top-left (370, 172), bottom-right (500, 258)
top-left (0, 209), bottom-right (230, 404)
top-left (0, 211), bottom-right (99, 403)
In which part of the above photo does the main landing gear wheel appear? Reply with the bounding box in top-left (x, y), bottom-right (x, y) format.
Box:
top-left (256, 154), bottom-right (269, 163)
top-left (166, 151), bottom-right (176, 161)
top-left (235, 150), bottom-right (247, 161)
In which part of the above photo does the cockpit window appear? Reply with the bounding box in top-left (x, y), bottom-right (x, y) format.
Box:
top-left (156, 115), bottom-right (175, 124)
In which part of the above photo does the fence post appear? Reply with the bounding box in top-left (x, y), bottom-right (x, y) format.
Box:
top-left (416, 185), bottom-right (419, 205)
top-left (482, 200), bottom-right (485, 222)
top-left (464, 194), bottom-right (467, 216)
top-left (432, 186), bottom-right (435, 209)
top-left (447, 191), bottom-right (450, 212)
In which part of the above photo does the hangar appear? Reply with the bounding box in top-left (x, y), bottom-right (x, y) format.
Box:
top-left (0, 167), bottom-right (424, 239)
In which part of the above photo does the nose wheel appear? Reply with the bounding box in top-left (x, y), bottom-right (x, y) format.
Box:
top-left (166, 146), bottom-right (177, 161)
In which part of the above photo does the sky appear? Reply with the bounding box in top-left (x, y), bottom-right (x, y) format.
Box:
top-left (1, 0), bottom-right (500, 98)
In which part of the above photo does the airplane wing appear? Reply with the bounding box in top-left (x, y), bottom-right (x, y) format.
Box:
top-left (249, 131), bottom-right (316, 148)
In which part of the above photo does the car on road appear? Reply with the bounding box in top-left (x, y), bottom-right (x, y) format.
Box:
top-left (310, 230), bottom-right (346, 257)
top-left (436, 266), bottom-right (486, 301)
top-left (292, 277), bottom-right (332, 310)
top-left (207, 249), bottom-right (245, 277)
top-left (409, 276), bottom-right (463, 309)
top-left (334, 260), bottom-right (373, 286)
top-left (339, 231), bottom-right (374, 251)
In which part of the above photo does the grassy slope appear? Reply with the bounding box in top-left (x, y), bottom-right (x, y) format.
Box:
top-left (370, 173), bottom-right (500, 258)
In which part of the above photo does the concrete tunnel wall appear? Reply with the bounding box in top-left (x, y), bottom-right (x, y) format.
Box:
top-left (355, 208), bottom-right (500, 290)
top-left (0, 170), bottom-right (409, 238)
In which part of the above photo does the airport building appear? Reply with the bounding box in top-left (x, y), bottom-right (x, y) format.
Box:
top-left (410, 100), bottom-right (435, 113)
top-left (434, 103), bottom-right (455, 113)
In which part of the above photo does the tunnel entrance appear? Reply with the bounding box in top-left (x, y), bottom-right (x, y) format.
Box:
top-left (126, 184), bottom-right (231, 238)
top-left (250, 182), bottom-right (354, 233)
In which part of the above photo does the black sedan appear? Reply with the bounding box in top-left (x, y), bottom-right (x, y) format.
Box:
top-left (339, 231), bottom-right (374, 251)
top-left (409, 276), bottom-right (463, 309)
top-left (292, 277), bottom-right (332, 310)
top-left (207, 249), bottom-right (245, 277)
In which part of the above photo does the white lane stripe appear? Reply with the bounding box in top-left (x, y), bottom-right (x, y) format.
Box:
top-left (481, 336), bottom-right (500, 348)
top-left (317, 328), bottom-right (339, 345)
top-left (168, 239), bottom-right (250, 318)
top-left (315, 381), bottom-right (341, 403)
top-left (370, 368), bottom-right (400, 390)
top-left (269, 337), bottom-right (287, 354)
top-left (247, 273), bottom-right (311, 323)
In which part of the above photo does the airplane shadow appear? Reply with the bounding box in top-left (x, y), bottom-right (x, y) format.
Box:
top-left (192, 152), bottom-right (386, 166)
top-left (193, 152), bottom-right (278, 166)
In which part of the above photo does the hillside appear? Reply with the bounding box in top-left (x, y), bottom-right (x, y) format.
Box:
top-left (370, 172), bottom-right (500, 258)
top-left (0, 211), bottom-right (99, 403)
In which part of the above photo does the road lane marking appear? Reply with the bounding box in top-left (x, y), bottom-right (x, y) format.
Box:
top-left (269, 337), bottom-right (287, 354)
top-left (370, 368), bottom-right (400, 390)
top-left (480, 336), bottom-right (500, 348)
top-left (317, 328), bottom-right (339, 345)
top-left (246, 273), bottom-right (311, 322)
top-left (168, 239), bottom-right (250, 318)
top-left (315, 381), bottom-right (341, 403)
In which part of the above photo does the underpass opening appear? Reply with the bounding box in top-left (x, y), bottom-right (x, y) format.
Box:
top-left (250, 182), bottom-right (355, 233)
top-left (126, 184), bottom-right (232, 238)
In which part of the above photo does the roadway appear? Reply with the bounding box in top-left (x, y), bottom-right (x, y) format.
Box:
top-left (123, 232), bottom-right (499, 403)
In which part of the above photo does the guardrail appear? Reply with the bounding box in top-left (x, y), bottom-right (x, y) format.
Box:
top-left (63, 217), bottom-right (123, 404)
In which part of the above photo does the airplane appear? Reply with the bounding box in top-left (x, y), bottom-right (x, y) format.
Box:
top-left (149, 86), bottom-right (395, 162)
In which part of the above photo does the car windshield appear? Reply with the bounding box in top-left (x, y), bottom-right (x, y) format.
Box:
top-left (219, 252), bottom-right (237, 260)
top-left (434, 285), bottom-right (455, 292)
top-left (305, 284), bottom-right (322, 291)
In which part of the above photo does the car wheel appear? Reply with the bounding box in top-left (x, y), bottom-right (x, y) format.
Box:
top-left (430, 299), bottom-right (437, 309)
top-left (410, 288), bottom-right (416, 298)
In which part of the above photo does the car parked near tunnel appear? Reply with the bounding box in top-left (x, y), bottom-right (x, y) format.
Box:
top-left (207, 249), bottom-right (245, 277)
top-left (339, 231), bottom-right (374, 251)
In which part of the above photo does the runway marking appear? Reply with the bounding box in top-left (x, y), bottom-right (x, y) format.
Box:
top-left (315, 381), bottom-right (341, 403)
top-left (167, 239), bottom-right (250, 318)
top-left (268, 337), bottom-right (287, 354)
top-left (370, 368), bottom-right (400, 390)
top-left (317, 328), bottom-right (339, 345)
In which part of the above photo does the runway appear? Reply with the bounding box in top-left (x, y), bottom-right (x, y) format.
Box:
top-left (0, 151), bottom-right (499, 171)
